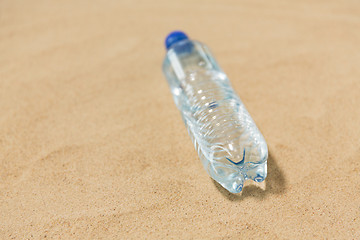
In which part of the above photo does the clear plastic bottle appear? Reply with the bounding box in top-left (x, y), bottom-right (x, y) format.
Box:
top-left (162, 31), bottom-right (268, 193)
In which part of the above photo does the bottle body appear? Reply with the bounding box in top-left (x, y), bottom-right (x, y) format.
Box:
top-left (163, 38), bottom-right (268, 193)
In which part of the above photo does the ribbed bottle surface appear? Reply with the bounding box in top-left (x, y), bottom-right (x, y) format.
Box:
top-left (163, 39), bottom-right (267, 193)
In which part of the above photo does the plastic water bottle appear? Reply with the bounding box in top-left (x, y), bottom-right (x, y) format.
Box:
top-left (162, 31), bottom-right (268, 193)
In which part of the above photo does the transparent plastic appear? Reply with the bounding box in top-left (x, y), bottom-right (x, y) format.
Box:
top-left (162, 38), bottom-right (268, 193)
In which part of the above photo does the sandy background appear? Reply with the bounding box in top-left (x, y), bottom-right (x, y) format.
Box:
top-left (1, 0), bottom-right (360, 239)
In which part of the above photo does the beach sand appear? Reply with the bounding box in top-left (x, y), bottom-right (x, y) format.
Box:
top-left (1, 0), bottom-right (360, 238)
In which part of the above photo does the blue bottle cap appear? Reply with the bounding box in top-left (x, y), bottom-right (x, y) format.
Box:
top-left (165, 31), bottom-right (189, 50)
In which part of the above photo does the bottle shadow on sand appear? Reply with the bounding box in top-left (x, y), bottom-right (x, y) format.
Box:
top-left (213, 151), bottom-right (286, 201)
